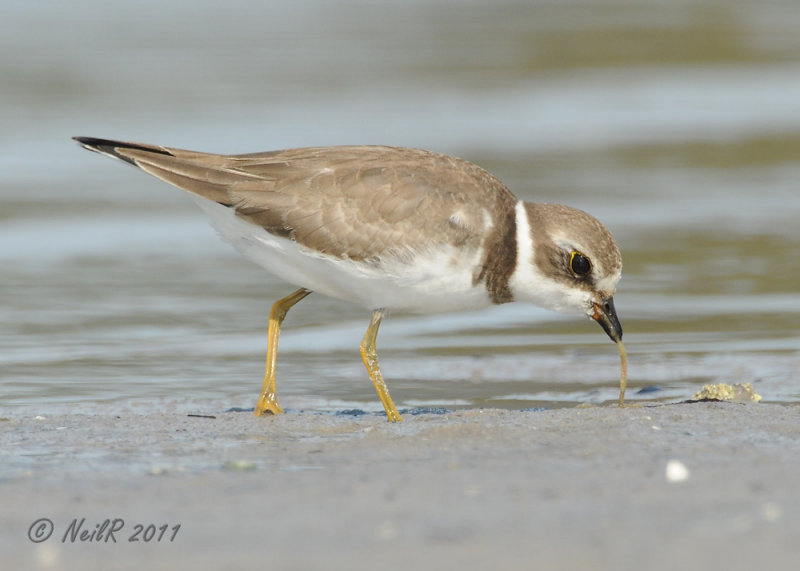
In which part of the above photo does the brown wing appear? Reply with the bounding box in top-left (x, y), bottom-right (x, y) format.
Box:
top-left (74, 138), bottom-right (518, 262)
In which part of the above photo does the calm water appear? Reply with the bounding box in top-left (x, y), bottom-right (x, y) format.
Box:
top-left (2, 0), bottom-right (799, 414)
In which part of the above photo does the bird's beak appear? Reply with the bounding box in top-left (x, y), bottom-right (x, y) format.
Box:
top-left (592, 296), bottom-right (623, 342)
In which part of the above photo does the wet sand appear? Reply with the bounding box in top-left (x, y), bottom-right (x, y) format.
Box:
top-left (2, 402), bottom-right (798, 570)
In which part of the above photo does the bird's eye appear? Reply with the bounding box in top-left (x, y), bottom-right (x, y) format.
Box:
top-left (569, 251), bottom-right (592, 277)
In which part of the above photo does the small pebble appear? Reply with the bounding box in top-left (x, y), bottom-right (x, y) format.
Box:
top-left (665, 460), bottom-right (690, 483)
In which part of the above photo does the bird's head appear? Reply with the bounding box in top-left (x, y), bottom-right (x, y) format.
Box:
top-left (510, 202), bottom-right (623, 342)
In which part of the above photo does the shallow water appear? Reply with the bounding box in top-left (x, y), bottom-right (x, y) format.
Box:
top-left (1, 0), bottom-right (799, 414)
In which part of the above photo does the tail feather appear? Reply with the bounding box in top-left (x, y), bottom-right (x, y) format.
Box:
top-left (72, 137), bottom-right (173, 166)
top-left (72, 136), bottom-right (234, 204)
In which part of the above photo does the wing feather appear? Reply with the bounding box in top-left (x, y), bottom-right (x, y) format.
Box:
top-left (76, 139), bottom-right (517, 262)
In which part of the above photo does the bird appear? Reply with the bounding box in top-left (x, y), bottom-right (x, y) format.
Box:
top-left (73, 136), bottom-right (624, 421)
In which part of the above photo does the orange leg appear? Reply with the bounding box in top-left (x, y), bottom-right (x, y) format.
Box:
top-left (253, 288), bottom-right (312, 416)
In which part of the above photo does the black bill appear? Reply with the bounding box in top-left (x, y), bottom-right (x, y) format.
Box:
top-left (592, 296), bottom-right (623, 342)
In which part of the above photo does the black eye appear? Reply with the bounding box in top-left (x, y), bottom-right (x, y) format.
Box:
top-left (569, 251), bottom-right (592, 277)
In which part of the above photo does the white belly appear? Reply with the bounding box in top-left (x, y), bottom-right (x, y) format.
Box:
top-left (193, 197), bottom-right (493, 313)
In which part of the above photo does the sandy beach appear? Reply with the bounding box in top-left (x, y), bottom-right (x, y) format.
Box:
top-left (3, 402), bottom-right (798, 570)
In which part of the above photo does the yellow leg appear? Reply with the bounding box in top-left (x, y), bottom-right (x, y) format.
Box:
top-left (253, 288), bottom-right (312, 416)
top-left (360, 309), bottom-right (402, 422)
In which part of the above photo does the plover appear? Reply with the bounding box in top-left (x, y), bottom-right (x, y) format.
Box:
top-left (74, 137), bottom-right (625, 421)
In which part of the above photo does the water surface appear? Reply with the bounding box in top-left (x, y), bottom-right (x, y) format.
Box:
top-left (2, 0), bottom-right (798, 414)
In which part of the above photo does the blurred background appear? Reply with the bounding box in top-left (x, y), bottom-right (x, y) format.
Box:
top-left (2, 0), bottom-right (799, 413)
